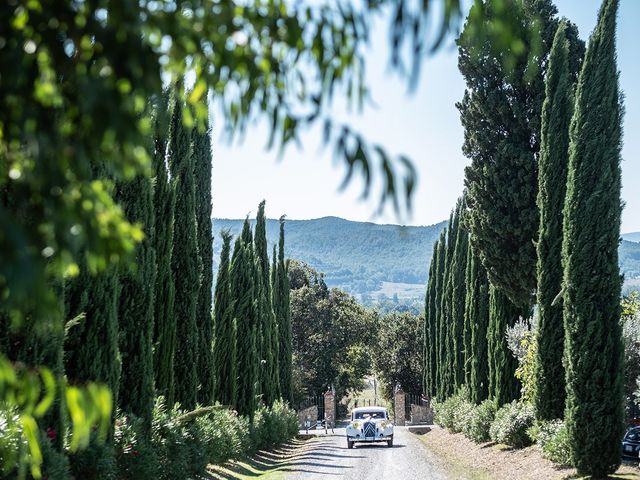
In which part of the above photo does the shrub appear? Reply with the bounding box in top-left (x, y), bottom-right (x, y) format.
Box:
top-left (251, 400), bottom-right (298, 451)
top-left (433, 389), bottom-right (474, 433)
top-left (528, 420), bottom-right (572, 467)
top-left (489, 401), bottom-right (535, 448)
top-left (194, 408), bottom-right (250, 465)
top-left (114, 414), bottom-right (158, 480)
top-left (462, 399), bottom-right (498, 443)
top-left (68, 436), bottom-right (117, 480)
top-left (39, 431), bottom-right (70, 480)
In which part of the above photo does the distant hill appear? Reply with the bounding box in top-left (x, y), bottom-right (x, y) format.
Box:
top-left (212, 217), bottom-right (640, 301)
top-left (212, 217), bottom-right (445, 301)
top-left (623, 232), bottom-right (640, 243)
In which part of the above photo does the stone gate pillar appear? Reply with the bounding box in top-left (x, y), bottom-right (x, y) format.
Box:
top-left (324, 388), bottom-right (335, 428)
top-left (394, 385), bottom-right (406, 426)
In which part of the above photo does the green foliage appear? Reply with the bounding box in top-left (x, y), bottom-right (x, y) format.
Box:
top-left (440, 209), bottom-right (459, 399)
top-left (466, 249), bottom-right (490, 404)
top-left (528, 420), bottom-right (572, 467)
top-left (489, 401), bottom-right (535, 448)
top-left (562, 0), bottom-right (624, 475)
top-left (450, 198), bottom-right (469, 388)
top-left (462, 399), bottom-right (498, 443)
top-left (254, 201), bottom-right (279, 405)
top-left (213, 231), bottom-right (236, 407)
top-left (374, 312), bottom-right (424, 399)
top-left (113, 415), bottom-right (159, 480)
top-left (193, 409), bottom-right (250, 465)
top-left (213, 217), bottom-right (446, 300)
top-left (170, 98), bottom-right (202, 410)
top-left (487, 286), bottom-right (523, 406)
top-left (0, 362), bottom-right (112, 479)
top-left (152, 93), bottom-right (177, 407)
top-left (250, 400), bottom-right (299, 452)
top-left (433, 232), bottom-right (447, 401)
top-left (231, 222), bottom-right (258, 419)
top-left (424, 239), bottom-right (439, 399)
top-left (65, 266), bottom-right (121, 407)
top-left (68, 435), bottom-right (117, 480)
top-left (534, 20), bottom-right (583, 422)
top-left (506, 316), bottom-right (538, 405)
top-left (117, 173), bottom-right (157, 430)
top-left (433, 388), bottom-right (474, 434)
top-left (622, 298), bottom-right (640, 418)
top-left (39, 432), bottom-right (71, 480)
top-left (212, 216), bottom-right (639, 303)
top-left (289, 261), bottom-right (377, 404)
top-left (459, 0), bottom-right (563, 306)
top-left (275, 218), bottom-right (294, 405)
top-left (193, 117), bottom-right (215, 406)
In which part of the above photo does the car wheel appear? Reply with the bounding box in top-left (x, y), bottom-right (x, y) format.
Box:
top-left (347, 439), bottom-right (354, 449)
top-left (387, 436), bottom-right (393, 447)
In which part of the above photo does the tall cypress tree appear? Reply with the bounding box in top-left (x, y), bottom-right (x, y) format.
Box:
top-left (441, 207), bottom-right (460, 398)
top-left (534, 21), bottom-right (578, 422)
top-left (65, 266), bottom-right (121, 406)
top-left (275, 216), bottom-right (293, 404)
top-left (450, 198), bottom-right (468, 388)
top-left (487, 286), bottom-right (522, 405)
top-left (434, 230), bottom-right (447, 400)
top-left (171, 97), bottom-right (202, 409)
top-left (152, 93), bottom-right (177, 406)
top-left (117, 173), bottom-right (157, 428)
top-left (424, 240), bottom-right (438, 398)
top-left (233, 220), bottom-right (258, 419)
top-left (458, 0), bottom-right (560, 307)
top-left (562, 0), bottom-right (623, 474)
top-left (254, 201), bottom-right (279, 404)
top-left (465, 245), bottom-right (490, 404)
top-left (194, 113), bottom-right (214, 405)
top-left (213, 230), bottom-right (236, 407)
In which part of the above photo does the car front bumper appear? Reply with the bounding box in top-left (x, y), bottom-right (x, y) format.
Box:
top-left (347, 433), bottom-right (393, 442)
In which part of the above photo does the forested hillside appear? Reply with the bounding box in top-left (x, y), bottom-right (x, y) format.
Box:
top-left (213, 217), bottom-right (640, 300)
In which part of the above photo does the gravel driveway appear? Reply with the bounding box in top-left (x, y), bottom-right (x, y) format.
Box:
top-left (283, 427), bottom-right (453, 479)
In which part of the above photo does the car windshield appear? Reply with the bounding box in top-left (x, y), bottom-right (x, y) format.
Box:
top-left (625, 428), bottom-right (640, 440)
top-left (353, 411), bottom-right (385, 420)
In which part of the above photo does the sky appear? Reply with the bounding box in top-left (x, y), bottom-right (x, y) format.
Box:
top-left (211, 0), bottom-right (640, 233)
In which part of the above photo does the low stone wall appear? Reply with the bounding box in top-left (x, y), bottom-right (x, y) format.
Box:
top-left (297, 405), bottom-right (318, 428)
top-left (410, 404), bottom-right (433, 425)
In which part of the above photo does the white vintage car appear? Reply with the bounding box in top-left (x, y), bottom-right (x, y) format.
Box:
top-left (346, 406), bottom-right (394, 448)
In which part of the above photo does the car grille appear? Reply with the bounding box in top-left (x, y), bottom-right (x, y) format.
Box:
top-left (364, 421), bottom-right (376, 438)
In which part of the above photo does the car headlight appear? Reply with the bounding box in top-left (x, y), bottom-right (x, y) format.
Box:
top-left (352, 422), bottom-right (361, 429)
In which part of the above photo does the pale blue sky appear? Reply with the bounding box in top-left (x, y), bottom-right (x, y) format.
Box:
top-left (212, 0), bottom-right (640, 233)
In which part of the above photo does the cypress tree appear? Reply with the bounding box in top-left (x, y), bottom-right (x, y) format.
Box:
top-left (213, 230), bottom-right (236, 406)
top-left (458, 0), bottom-right (560, 307)
top-left (233, 220), bottom-right (258, 419)
top-left (534, 21), bottom-right (577, 422)
top-left (441, 207), bottom-right (460, 398)
top-left (562, 0), bottom-right (623, 474)
top-left (65, 266), bottom-right (121, 406)
top-left (275, 216), bottom-right (293, 404)
top-left (171, 97), bottom-right (202, 409)
top-left (465, 246), bottom-right (490, 404)
top-left (194, 113), bottom-right (214, 405)
top-left (450, 198), bottom-right (468, 388)
top-left (487, 286), bottom-right (523, 405)
top-left (152, 93), bottom-right (177, 406)
top-left (424, 240), bottom-right (438, 398)
top-left (254, 201), bottom-right (279, 404)
top-left (434, 230), bottom-right (447, 400)
top-left (117, 173), bottom-right (157, 428)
